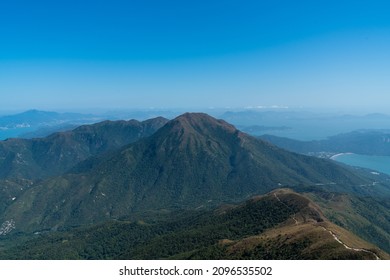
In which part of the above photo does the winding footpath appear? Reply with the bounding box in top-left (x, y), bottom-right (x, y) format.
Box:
top-left (320, 227), bottom-right (380, 260)
top-left (273, 192), bottom-right (381, 260)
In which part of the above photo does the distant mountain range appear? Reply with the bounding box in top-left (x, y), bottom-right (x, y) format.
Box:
top-left (260, 130), bottom-right (390, 156)
top-left (3, 109), bottom-right (390, 141)
top-left (0, 109), bottom-right (177, 140)
top-left (0, 110), bottom-right (104, 140)
top-left (0, 112), bottom-right (390, 259)
top-left (221, 110), bottom-right (390, 140)
top-left (0, 110), bottom-right (95, 128)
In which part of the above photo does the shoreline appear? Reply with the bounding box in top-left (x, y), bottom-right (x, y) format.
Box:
top-left (330, 152), bottom-right (354, 160)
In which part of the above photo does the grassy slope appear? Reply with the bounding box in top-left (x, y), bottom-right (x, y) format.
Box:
top-left (305, 191), bottom-right (390, 254)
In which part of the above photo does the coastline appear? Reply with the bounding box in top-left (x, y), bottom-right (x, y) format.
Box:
top-left (330, 152), bottom-right (354, 160)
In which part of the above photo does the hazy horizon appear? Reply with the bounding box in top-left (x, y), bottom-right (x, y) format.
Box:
top-left (1, 1), bottom-right (389, 113)
top-left (1, 106), bottom-right (390, 117)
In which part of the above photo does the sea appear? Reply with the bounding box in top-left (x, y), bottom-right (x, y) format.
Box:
top-left (332, 153), bottom-right (390, 176)
top-left (0, 127), bottom-right (35, 140)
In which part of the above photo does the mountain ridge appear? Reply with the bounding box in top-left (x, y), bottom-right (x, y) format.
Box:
top-left (1, 113), bottom-right (375, 232)
top-left (0, 117), bottom-right (168, 180)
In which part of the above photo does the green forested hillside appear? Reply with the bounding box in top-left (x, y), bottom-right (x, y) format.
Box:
top-left (304, 190), bottom-right (390, 253)
top-left (0, 117), bottom-right (168, 179)
top-left (1, 190), bottom-right (386, 260)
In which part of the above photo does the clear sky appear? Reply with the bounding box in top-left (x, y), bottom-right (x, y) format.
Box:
top-left (1, 0), bottom-right (389, 112)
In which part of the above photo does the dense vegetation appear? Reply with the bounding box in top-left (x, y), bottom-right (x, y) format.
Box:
top-left (0, 191), bottom-right (379, 260)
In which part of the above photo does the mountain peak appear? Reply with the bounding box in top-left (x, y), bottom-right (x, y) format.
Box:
top-left (176, 112), bottom-right (212, 120)
top-left (170, 112), bottom-right (237, 134)
top-left (150, 112), bottom-right (241, 151)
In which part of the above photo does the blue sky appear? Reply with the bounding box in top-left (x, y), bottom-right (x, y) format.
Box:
top-left (1, 0), bottom-right (389, 112)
